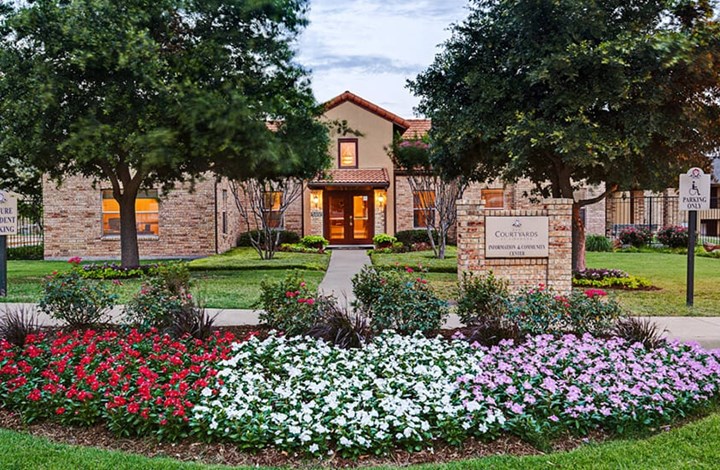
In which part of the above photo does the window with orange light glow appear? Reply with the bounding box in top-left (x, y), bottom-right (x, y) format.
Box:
top-left (102, 190), bottom-right (159, 236)
top-left (263, 191), bottom-right (283, 228)
top-left (338, 139), bottom-right (358, 168)
top-left (413, 190), bottom-right (436, 228)
top-left (482, 189), bottom-right (505, 208)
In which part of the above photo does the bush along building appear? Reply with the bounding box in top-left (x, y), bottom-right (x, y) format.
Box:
top-left (47, 91), bottom-right (717, 260)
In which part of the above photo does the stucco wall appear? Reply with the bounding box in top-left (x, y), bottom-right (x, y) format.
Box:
top-left (324, 101), bottom-right (396, 235)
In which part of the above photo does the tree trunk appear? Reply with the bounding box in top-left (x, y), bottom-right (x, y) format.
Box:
top-left (571, 202), bottom-right (586, 272)
top-left (118, 193), bottom-right (140, 268)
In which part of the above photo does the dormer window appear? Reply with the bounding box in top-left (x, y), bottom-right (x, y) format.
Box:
top-left (338, 139), bottom-right (358, 168)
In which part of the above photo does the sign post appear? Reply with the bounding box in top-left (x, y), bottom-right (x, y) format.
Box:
top-left (0, 190), bottom-right (18, 297)
top-left (678, 168), bottom-right (711, 307)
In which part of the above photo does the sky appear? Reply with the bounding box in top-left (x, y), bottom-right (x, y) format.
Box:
top-left (296, 0), bottom-right (469, 118)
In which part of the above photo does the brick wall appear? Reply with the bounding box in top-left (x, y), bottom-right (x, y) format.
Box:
top-left (44, 175), bottom-right (219, 260)
top-left (457, 198), bottom-right (573, 294)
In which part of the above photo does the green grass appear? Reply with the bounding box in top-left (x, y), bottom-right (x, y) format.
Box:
top-left (0, 248), bottom-right (328, 309)
top-left (188, 247), bottom-right (330, 271)
top-left (2, 414), bottom-right (720, 469)
top-left (370, 246), bottom-right (458, 273)
top-left (586, 252), bottom-right (720, 316)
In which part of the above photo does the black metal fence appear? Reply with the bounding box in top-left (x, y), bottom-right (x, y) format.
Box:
top-left (607, 194), bottom-right (720, 245)
top-left (7, 214), bottom-right (43, 248)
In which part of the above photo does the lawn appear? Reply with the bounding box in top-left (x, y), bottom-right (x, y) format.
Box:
top-left (586, 252), bottom-right (720, 317)
top-left (1, 413), bottom-right (718, 469)
top-left (370, 246), bottom-right (457, 273)
top-left (0, 248), bottom-right (327, 309)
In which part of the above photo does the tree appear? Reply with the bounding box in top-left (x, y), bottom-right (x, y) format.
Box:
top-left (410, 0), bottom-right (720, 271)
top-left (0, 0), bottom-right (328, 267)
top-left (389, 134), bottom-right (467, 259)
top-left (0, 157), bottom-right (42, 222)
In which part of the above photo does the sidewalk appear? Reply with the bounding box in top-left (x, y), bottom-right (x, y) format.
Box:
top-left (1, 303), bottom-right (718, 349)
top-left (317, 249), bottom-right (371, 305)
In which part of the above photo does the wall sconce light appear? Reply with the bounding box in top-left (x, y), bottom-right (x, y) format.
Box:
top-left (311, 192), bottom-right (321, 210)
top-left (376, 192), bottom-right (386, 209)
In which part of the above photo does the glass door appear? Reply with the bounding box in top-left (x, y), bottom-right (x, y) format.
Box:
top-left (324, 191), bottom-right (374, 244)
top-left (352, 194), bottom-right (371, 241)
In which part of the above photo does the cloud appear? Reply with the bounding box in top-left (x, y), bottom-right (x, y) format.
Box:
top-left (295, 0), bottom-right (467, 117)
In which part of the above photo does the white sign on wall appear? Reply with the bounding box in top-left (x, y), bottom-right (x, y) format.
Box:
top-left (679, 167), bottom-right (711, 211)
top-left (486, 216), bottom-right (549, 258)
top-left (0, 191), bottom-right (18, 236)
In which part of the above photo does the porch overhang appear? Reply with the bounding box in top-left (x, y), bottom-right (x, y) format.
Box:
top-left (308, 168), bottom-right (390, 189)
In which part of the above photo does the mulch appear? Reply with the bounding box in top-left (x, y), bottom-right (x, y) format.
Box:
top-left (0, 407), bottom-right (610, 468)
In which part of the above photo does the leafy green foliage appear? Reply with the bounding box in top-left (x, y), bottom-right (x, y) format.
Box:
top-left (39, 270), bottom-right (117, 328)
top-left (352, 266), bottom-right (448, 335)
top-left (236, 230), bottom-right (300, 248)
top-left (0, 0), bottom-right (328, 267)
top-left (505, 287), bottom-right (623, 336)
top-left (257, 271), bottom-right (327, 336)
top-left (410, 0), bottom-right (720, 270)
top-left (372, 233), bottom-right (397, 248)
top-left (618, 226), bottom-right (653, 248)
top-left (278, 243), bottom-right (324, 254)
top-left (78, 263), bottom-right (154, 280)
top-left (124, 262), bottom-right (192, 331)
top-left (573, 276), bottom-right (653, 290)
top-left (6, 245), bottom-right (43, 260)
top-left (394, 229), bottom-right (439, 247)
top-left (456, 271), bottom-right (509, 327)
top-left (585, 235), bottom-right (613, 252)
top-left (299, 235), bottom-right (329, 249)
top-left (656, 225), bottom-right (690, 248)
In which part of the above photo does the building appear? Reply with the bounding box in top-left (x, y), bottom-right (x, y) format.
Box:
top-left (42, 91), bottom-right (621, 260)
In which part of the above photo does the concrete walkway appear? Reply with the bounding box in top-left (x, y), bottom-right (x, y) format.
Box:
top-left (317, 249), bottom-right (371, 305)
top-left (1, 303), bottom-right (719, 349)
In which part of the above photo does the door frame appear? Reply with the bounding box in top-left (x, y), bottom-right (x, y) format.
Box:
top-left (323, 189), bottom-right (375, 244)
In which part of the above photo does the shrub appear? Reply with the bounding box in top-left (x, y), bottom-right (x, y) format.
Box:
top-left (39, 269), bottom-right (117, 328)
top-left (618, 226), bottom-right (652, 247)
top-left (504, 286), bottom-right (623, 336)
top-left (372, 233), bottom-right (397, 248)
top-left (306, 302), bottom-right (372, 349)
top-left (7, 244), bottom-right (43, 260)
top-left (166, 304), bottom-right (218, 341)
top-left (566, 289), bottom-right (624, 335)
top-left (461, 321), bottom-right (521, 347)
top-left (0, 305), bottom-right (42, 348)
top-left (299, 235), bottom-right (329, 250)
top-left (573, 275), bottom-right (652, 290)
top-left (257, 271), bottom-right (330, 336)
top-left (79, 262), bottom-right (154, 280)
top-left (124, 279), bottom-right (190, 330)
top-left (395, 229), bottom-right (437, 247)
top-left (585, 234), bottom-right (613, 252)
top-left (124, 262), bottom-right (193, 331)
top-left (456, 271), bottom-right (509, 326)
top-left (656, 225), bottom-right (689, 248)
top-left (278, 243), bottom-right (324, 254)
top-left (352, 266), bottom-right (448, 335)
top-left (613, 317), bottom-right (666, 350)
top-left (236, 230), bottom-right (300, 247)
top-left (368, 241), bottom-right (407, 255)
top-left (573, 268), bottom-right (629, 280)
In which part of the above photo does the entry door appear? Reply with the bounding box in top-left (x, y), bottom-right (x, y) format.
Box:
top-left (325, 191), bottom-right (374, 244)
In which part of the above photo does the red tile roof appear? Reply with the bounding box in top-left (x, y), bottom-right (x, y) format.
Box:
top-left (401, 119), bottom-right (432, 139)
top-left (325, 91), bottom-right (413, 129)
top-left (309, 168), bottom-right (390, 188)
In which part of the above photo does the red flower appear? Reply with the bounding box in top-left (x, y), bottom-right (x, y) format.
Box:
top-left (405, 266), bottom-right (414, 273)
top-left (55, 407), bottom-right (66, 415)
top-left (585, 288), bottom-right (607, 298)
top-left (27, 389), bottom-right (41, 401)
top-left (68, 256), bottom-right (82, 265)
top-left (305, 298), bottom-right (315, 306)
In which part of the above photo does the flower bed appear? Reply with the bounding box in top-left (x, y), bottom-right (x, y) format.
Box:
top-left (573, 268), bottom-right (653, 290)
top-left (0, 329), bottom-right (238, 440)
top-left (1, 330), bottom-right (719, 459)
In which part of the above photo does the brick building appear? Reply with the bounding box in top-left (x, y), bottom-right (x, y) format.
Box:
top-left (43, 91), bottom-right (606, 260)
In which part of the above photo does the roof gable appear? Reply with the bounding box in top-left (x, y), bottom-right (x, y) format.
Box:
top-left (325, 91), bottom-right (412, 129)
